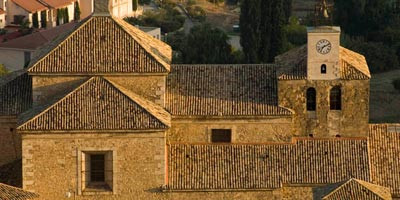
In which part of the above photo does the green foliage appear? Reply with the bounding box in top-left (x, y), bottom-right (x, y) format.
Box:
top-left (125, 7), bottom-right (185, 33)
top-left (187, 0), bottom-right (197, 6)
top-left (74, 2), bottom-right (81, 21)
top-left (139, 0), bottom-right (151, 4)
top-left (240, 0), bottom-right (285, 63)
top-left (284, 17), bottom-right (307, 46)
top-left (57, 8), bottom-right (69, 25)
top-left (65, 8), bottom-right (69, 23)
top-left (187, 6), bottom-right (206, 22)
top-left (344, 39), bottom-right (399, 73)
top-left (207, 0), bottom-right (225, 5)
top-left (0, 64), bottom-right (9, 76)
top-left (40, 11), bottom-right (47, 28)
top-left (393, 78), bottom-right (400, 92)
top-left (19, 19), bottom-right (33, 35)
top-left (133, 0), bottom-right (138, 11)
top-left (166, 24), bottom-right (236, 64)
top-left (32, 12), bottom-right (39, 28)
top-left (0, 29), bottom-right (7, 35)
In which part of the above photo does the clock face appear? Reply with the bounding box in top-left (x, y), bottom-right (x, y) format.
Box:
top-left (316, 39), bottom-right (332, 54)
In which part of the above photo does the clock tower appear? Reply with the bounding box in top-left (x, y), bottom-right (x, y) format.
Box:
top-left (307, 26), bottom-right (341, 80)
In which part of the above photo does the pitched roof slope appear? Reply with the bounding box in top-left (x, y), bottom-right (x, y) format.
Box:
top-left (18, 77), bottom-right (170, 131)
top-left (0, 22), bottom-right (76, 50)
top-left (0, 183), bottom-right (38, 200)
top-left (276, 45), bottom-right (370, 80)
top-left (0, 70), bottom-right (32, 116)
top-left (28, 16), bottom-right (171, 74)
top-left (166, 64), bottom-right (292, 117)
top-left (369, 124), bottom-right (400, 196)
top-left (321, 179), bottom-right (392, 200)
top-left (11, 0), bottom-right (47, 13)
top-left (167, 138), bottom-right (369, 190)
top-left (40, 0), bottom-right (75, 8)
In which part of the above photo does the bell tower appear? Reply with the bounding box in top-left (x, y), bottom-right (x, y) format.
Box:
top-left (307, 0), bottom-right (340, 80)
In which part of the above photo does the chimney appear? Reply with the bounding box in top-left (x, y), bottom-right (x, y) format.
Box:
top-left (93, 0), bottom-right (111, 16)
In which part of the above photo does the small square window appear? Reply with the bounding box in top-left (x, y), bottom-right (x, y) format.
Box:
top-left (211, 129), bottom-right (231, 143)
top-left (81, 151), bottom-right (113, 193)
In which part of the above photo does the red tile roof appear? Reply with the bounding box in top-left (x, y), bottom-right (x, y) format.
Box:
top-left (40, 0), bottom-right (75, 9)
top-left (167, 138), bottom-right (370, 190)
top-left (11, 0), bottom-right (47, 13)
top-left (0, 183), bottom-right (38, 200)
top-left (18, 77), bottom-right (170, 131)
top-left (0, 22), bottom-right (76, 50)
top-left (166, 64), bottom-right (293, 117)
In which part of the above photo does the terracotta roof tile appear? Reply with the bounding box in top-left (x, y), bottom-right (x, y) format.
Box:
top-left (40, 0), bottom-right (75, 9)
top-left (166, 64), bottom-right (293, 117)
top-left (0, 183), bottom-right (38, 200)
top-left (369, 124), bottom-right (400, 196)
top-left (320, 179), bottom-right (392, 200)
top-left (167, 138), bottom-right (369, 190)
top-left (11, 0), bottom-right (47, 13)
top-left (0, 70), bottom-right (32, 116)
top-left (276, 45), bottom-right (370, 80)
top-left (0, 23), bottom-right (76, 50)
top-left (18, 77), bottom-right (170, 131)
top-left (28, 16), bottom-right (171, 74)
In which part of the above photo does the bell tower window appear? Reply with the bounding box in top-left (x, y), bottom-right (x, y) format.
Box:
top-left (321, 64), bottom-right (327, 74)
top-left (330, 86), bottom-right (341, 110)
top-left (306, 88), bottom-right (316, 111)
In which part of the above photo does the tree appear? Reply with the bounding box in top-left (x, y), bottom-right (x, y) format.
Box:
top-left (133, 0), bottom-right (138, 11)
top-left (282, 0), bottom-right (292, 23)
top-left (182, 23), bottom-right (233, 64)
top-left (334, 0), bottom-right (366, 36)
top-left (240, 0), bottom-right (261, 63)
top-left (32, 12), bottom-right (39, 28)
top-left (41, 11), bottom-right (47, 28)
top-left (74, 2), bottom-right (81, 21)
top-left (240, 0), bottom-right (285, 63)
top-left (0, 64), bottom-right (8, 76)
top-left (65, 8), bottom-right (69, 23)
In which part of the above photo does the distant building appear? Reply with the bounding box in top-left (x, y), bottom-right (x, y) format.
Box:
top-left (0, 8), bottom-right (5, 28)
top-left (4, 0), bottom-right (76, 28)
top-left (0, 22), bottom-right (76, 71)
top-left (137, 25), bottom-right (161, 40)
top-left (80, 0), bottom-right (142, 19)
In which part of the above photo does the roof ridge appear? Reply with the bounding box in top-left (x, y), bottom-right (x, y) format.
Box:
top-left (354, 179), bottom-right (391, 199)
top-left (17, 76), bottom-right (97, 129)
top-left (104, 78), bottom-right (171, 127)
top-left (321, 179), bottom-right (354, 200)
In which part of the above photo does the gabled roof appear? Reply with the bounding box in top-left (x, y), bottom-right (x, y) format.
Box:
top-left (0, 70), bottom-right (32, 116)
top-left (369, 124), bottom-right (400, 197)
top-left (28, 15), bottom-right (171, 74)
top-left (18, 77), bottom-right (170, 131)
top-left (320, 179), bottom-right (392, 200)
top-left (0, 183), bottom-right (38, 200)
top-left (166, 64), bottom-right (293, 117)
top-left (167, 138), bottom-right (370, 190)
top-left (276, 45), bottom-right (371, 80)
top-left (39, 0), bottom-right (75, 9)
top-left (11, 0), bottom-right (47, 13)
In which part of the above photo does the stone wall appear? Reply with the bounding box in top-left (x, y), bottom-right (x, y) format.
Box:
top-left (278, 79), bottom-right (369, 137)
top-left (0, 116), bottom-right (21, 166)
top-left (32, 75), bottom-right (166, 107)
top-left (22, 132), bottom-right (165, 200)
top-left (106, 75), bottom-right (166, 106)
top-left (168, 117), bottom-right (294, 143)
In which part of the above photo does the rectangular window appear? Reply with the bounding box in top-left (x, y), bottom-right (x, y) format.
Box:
top-left (81, 151), bottom-right (113, 193)
top-left (211, 129), bottom-right (232, 143)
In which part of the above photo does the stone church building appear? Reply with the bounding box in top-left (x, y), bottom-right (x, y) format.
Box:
top-left (0, 0), bottom-right (399, 199)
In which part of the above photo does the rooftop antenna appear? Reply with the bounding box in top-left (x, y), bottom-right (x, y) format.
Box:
top-left (314, 0), bottom-right (334, 26)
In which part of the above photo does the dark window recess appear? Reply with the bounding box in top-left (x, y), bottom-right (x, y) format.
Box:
top-left (306, 87), bottom-right (316, 111)
top-left (330, 86), bottom-right (342, 110)
top-left (211, 129), bottom-right (232, 143)
top-left (321, 64), bottom-right (327, 74)
top-left (90, 154), bottom-right (105, 182)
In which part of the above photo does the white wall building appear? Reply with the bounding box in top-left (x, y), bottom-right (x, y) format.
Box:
top-left (79, 0), bottom-right (142, 19)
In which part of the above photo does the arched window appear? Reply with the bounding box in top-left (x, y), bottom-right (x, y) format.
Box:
top-left (330, 86), bottom-right (341, 110)
top-left (321, 64), bottom-right (327, 74)
top-left (306, 88), bottom-right (316, 111)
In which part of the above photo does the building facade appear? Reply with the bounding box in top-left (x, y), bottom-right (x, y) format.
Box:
top-left (0, 0), bottom-right (399, 199)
